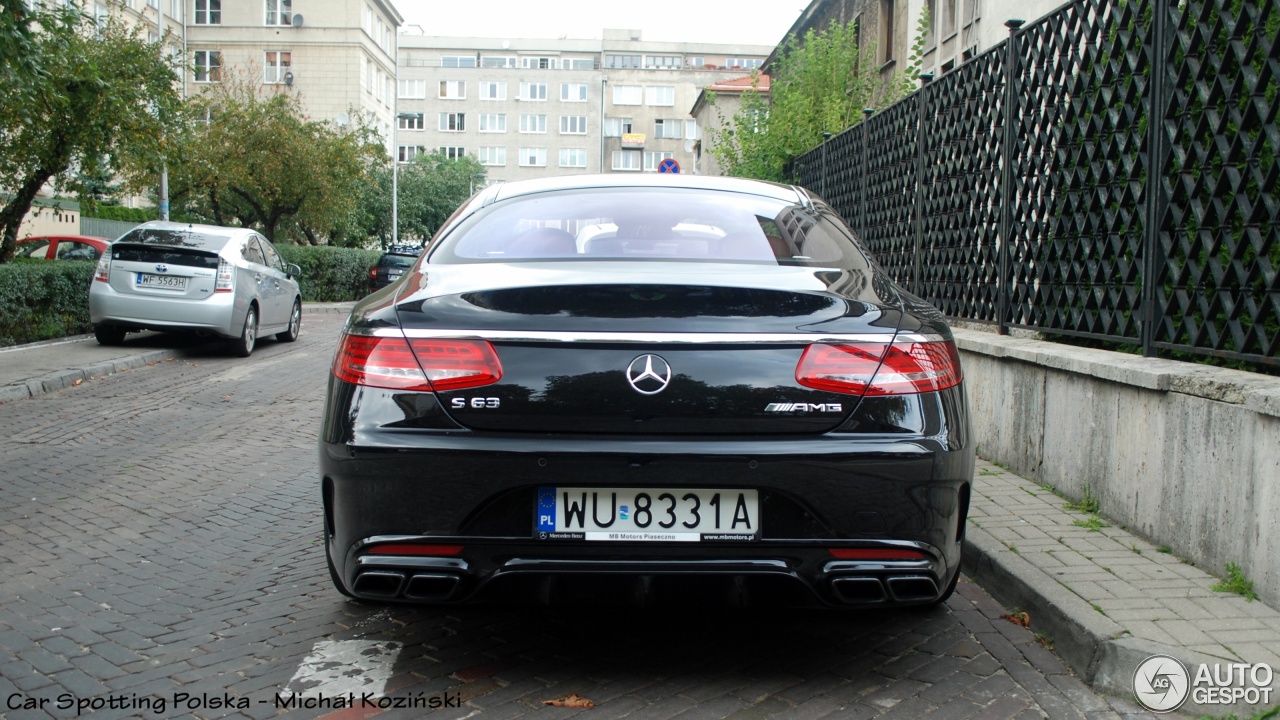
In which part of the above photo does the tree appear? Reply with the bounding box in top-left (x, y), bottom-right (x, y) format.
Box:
top-left (0, 10), bottom-right (181, 262)
top-left (706, 15), bottom-right (926, 183)
top-left (344, 154), bottom-right (486, 249)
top-left (167, 74), bottom-right (385, 244)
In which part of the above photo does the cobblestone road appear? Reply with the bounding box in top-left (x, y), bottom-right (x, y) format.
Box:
top-left (0, 314), bottom-right (1158, 720)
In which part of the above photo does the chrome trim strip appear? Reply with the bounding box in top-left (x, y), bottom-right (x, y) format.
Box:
top-left (347, 327), bottom-right (947, 344)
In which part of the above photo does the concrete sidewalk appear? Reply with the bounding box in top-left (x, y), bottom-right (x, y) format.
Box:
top-left (2, 309), bottom-right (1277, 716)
top-left (0, 302), bottom-right (354, 403)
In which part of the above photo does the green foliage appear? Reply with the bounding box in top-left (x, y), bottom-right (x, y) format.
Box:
top-left (706, 14), bottom-right (925, 182)
top-left (347, 154), bottom-right (486, 249)
top-left (1211, 562), bottom-right (1259, 602)
top-left (83, 205), bottom-right (156, 223)
top-left (167, 73), bottom-right (385, 245)
top-left (0, 261), bottom-right (95, 346)
top-left (1063, 485), bottom-right (1101, 514)
top-left (0, 8), bottom-right (182, 262)
top-left (275, 246), bottom-right (380, 302)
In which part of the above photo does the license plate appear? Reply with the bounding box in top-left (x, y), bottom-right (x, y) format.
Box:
top-left (136, 273), bottom-right (187, 290)
top-left (536, 487), bottom-right (759, 541)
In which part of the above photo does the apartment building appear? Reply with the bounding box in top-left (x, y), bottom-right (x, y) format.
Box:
top-left (396, 29), bottom-right (773, 181)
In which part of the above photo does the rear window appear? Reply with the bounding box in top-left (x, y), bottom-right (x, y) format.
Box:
top-left (378, 254), bottom-right (417, 269)
top-left (430, 188), bottom-right (870, 269)
top-left (117, 227), bottom-right (233, 252)
top-left (111, 244), bottom-right (221, 269)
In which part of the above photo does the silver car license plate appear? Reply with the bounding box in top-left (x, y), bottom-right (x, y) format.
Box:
top-left (136, 273), bottom-right (188, 290)
top-left (536, 487), bottom-right (759, 541)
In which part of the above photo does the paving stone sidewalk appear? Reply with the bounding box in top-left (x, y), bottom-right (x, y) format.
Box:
top-left (965, 458), bottom-right (1280, 715)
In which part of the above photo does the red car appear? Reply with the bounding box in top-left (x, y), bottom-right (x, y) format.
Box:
top-left (16, 235), bottom-right (111, 261)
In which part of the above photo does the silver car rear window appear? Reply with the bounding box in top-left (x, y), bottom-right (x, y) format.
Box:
top-left (117, 227), bottom-right (233, 252)
top-left (112, 244), bottom-right (221, 269)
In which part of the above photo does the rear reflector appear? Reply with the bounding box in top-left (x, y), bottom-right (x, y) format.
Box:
top-left (366, 544), bottom-right (463, 556)
top-left (332, 334), bottom-right (502, 392)
top-left (93, 255), bottom-right (110, 283)
top-left (828, 548), bottom-right (929, 560)
top-left (796, 339), bottom-right (962, 396)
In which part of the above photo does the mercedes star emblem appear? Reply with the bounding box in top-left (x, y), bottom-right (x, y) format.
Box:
top-left (626, 354), bottom-right (672, 395)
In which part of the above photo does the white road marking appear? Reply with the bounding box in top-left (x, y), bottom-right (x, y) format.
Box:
top-left (210, 352), bottom-right (308, 383)
top-left (281, 639), bottom-right (402, 698)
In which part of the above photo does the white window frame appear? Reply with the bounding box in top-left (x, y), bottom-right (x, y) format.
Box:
top-left (439, 112), bottom-right (465, 132)
top-left (264, 0), bottom-right (290, 27)
top-left (560, 83), bottom-right (588, 102)
top-left (194, 0), bottom-right (220, 25)
top-left (398, 113), bottom-right (424, 130)
top-left (654, 118), bottom-right (685, 139)
top-left (438, 146), bottom-right (466, 160)
top-left (605, 54), bottom-right (641, 69)
top-left (519, 114), bottom-right (547, 134)
top-left (603, 117), bottom-right (632, 137)
top-left (478, 146), bottom-right (506, 166)
top-left (193, 50), bottom-right (222, 83)
top-left (559, 148), bottom-right (587, 168)
top-left (478, 114), bottom-right (507, 133)
top-left (264, 51), bottom-right (291, 84)
top-left (479, 81), bottom-right (507, 101)
top-left (644, 151), bottom-right (675, 172)
top-left (441, 55), bottom-right (478, 68)
top-left (561, 58), bottom-right (594, 70)
top-left (644, 55), bottom-right (681, 69)
top-left (439, 80), bottom-right (466, 100)
top-left (521, 56), bottom-right (553, 70)
top-left (398, 79), bottom-right (426, 99)
top-left (398, 145), bottom-right (424, 163)
top-left (645, 86), bottom-right (675, 106)
top-left (518, 147), bottom-right (547, 167)
top-left (559, 115), bottom-right (587, 135)
top-left (481, 55), bottom-right (517, 68)
top-left (520, 82), bottom-right (548, 101)
top-left (612, 85), bottom-right (643, 106)
top-left (612, 150), bottom-right (642, 171)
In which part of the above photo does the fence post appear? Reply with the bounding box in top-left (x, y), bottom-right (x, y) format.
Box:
top-left (998, 19), bottom-right (1024, 335)
top-left (914, 74), bottom-right (934, 296)
top-left (860, 108), bottom-right (874, 238)
top-left (1140, 0), bottom-right (1169, 357)
top-left (820, 131), bottom-right (833, 199)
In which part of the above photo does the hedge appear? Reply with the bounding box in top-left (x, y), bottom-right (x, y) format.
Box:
top-left (0, 245), bottom-right (380, 346)
top-left (84, 206), bottom-right (155, 223)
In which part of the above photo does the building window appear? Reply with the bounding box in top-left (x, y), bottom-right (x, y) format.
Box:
top-left (612, 85), bottom-right (642, 105)
top-left (399, 79), bottom-right (426, 98)
top-left (398, 145), bottom-right (423, 163)
top-left (644, 151), bottom-right (674, 171)
top-left (194, 0), bottom-right (220, 24)
top-left (481, 55), bottom-right (517, 68)
top-left (612, 150), bottom-right (641, 171)
top-left (264, 0), bottom-right (290, 26)
top-left (518, 147), bottom-right (547, 167)
top-left (439, 80), bottom-right (466, 99)
top-left (686, 56), bottom-right (705, 67)
top-left (880, 0), bottom-right (896, 63)
top-left (399, 113), bottom-right (424, 130)
top-left (438, 146), bottom-right (466, 160)
top-left (520, 82), bottom-right (547, 101)
top-left (560, 115), bottom-right (587, 134)
top-left (193, 50), bottom-right (222, 82)
top-left (521, 56), bottom-right (554, 70)
top-left (479, 113), bottom-right (507, 133)
top-left (605, 54), bottom-right (641, 69)
top-left (560, 83), bottom-right (587, 102)
top-left (442, 55), bottom-right (478, 68)
top-left (726, 58), bottom-right (764, 69)
top-left (685, 120), bottom-right (699, 140)
top-left (264, 51), bottom-right (291, 84)
top-left (519, 114), bottom-right (547, 134)
top-left (439, 112), bottom-right (466, 132)
top-left (654, 118), bottom-right (684, 139)
top-left (363, 4), bottom-right (372, 34)
top-left (645, 55), bottom-right (681, 68)
top-left (646, 86), bottom-right (675, 106)
top-left (479, 146), bottom-right (506, 166)
top-left (479, 81), bottom-right (506, 100)
top-left (603, 117), bottom-right (632, 137)
top-left (559, 148), bottom-right (587, 168)
top-left (562, 58), bottom-right (594, 70)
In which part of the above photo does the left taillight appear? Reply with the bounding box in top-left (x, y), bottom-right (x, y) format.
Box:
top-left (332, 334), bottom-right (502, 392)
top-left (796, 339), bottom-right (962, 396)
top-left (93, 254), bottom-right (111, 282)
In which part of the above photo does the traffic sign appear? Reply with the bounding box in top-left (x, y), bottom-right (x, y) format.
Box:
top-left (657, 158), bottom-right (680, 174)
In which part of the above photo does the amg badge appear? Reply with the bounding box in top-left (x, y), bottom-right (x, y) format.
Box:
top-left (764, 402), bottom-right (844, 413)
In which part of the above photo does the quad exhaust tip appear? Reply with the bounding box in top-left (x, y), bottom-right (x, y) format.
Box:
top-left (352, 570), bottom-right (461, 601)
top-left (830, 575), bottom-right (940, 604)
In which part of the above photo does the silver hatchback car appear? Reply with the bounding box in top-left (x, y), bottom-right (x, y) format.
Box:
top-left (89, 221), bottom-right (302, 356)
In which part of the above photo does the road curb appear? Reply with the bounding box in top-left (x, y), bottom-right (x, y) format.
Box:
top-left (0, 303), bottom-right (353, 404)
top-left (963, 526), bottom-right (1272, 715)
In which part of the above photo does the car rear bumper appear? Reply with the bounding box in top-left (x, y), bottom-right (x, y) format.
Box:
top-left (89, 284), bottom-right (244, 337)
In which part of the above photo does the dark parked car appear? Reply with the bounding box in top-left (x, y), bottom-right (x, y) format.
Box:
top-left (367, 247), bottom-right (421, 292)
top-left (321, 174), bottom-right (972, 608)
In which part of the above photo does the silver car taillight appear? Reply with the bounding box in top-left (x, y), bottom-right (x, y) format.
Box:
top-left (215, 258), bottom-right (234, 292)
top-left (93, 254), bottom-right (111, 283)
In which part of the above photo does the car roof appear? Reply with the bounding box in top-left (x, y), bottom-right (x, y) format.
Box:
top-left (119, 221), bottom-right (251, 251)
top-left (484, 174), bottom-right (809, 206)
top-left (20, 235), bottom-right (110, 244)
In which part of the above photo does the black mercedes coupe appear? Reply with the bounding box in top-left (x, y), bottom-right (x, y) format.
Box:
top-left (320, 174), bottom-right (972, 608)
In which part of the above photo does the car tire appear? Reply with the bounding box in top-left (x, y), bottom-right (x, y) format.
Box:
top-left (231, 306), bottom-right (257, 358)
top-left (276, 299), bottom-right (301, 343)
top-left (94, 324), bottom-right (126, 346)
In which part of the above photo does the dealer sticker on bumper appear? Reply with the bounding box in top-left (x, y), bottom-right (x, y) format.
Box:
top-left (536, 487), bottom-right (758, 541)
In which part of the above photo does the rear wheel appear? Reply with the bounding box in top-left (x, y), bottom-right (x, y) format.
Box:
top-left (276, 299), bottom-right (301, 342)
top-left (231, 306), bottom-right (257, 358)
top-left (94, 324), bottom-right (126, 346)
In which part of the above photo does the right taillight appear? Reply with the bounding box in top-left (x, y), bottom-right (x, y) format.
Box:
top-left (796, 339), bottom-right (962, 396)
top-left (215, 258), bottom-right (234, 292)
top-left (332, 334), bottom-right (502, 392)
top-left (93, 254), bottom-right (111, 282)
